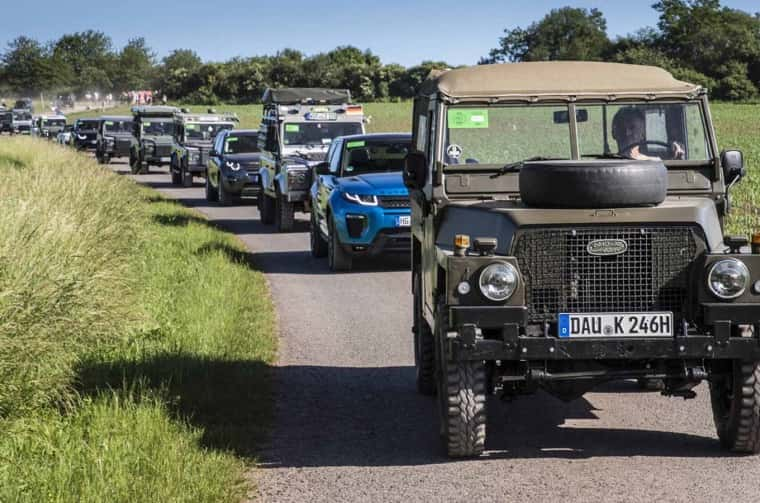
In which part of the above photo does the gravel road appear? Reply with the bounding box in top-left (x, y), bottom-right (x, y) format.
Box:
top-left (119, 163), bottom-right (759, 503)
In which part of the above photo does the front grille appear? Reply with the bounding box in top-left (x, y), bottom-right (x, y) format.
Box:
top-left (154, 145), bottom-right (172, 157)
top-left (512, 226), bottom-right (700, 324)
top-left (377, 195), bottom-right (409, 209)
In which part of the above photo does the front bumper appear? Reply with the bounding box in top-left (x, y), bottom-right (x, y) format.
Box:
top-left (333, 202), bottom-right (411, 255)
top-left (222, 171), bottom-right (261, 197)
top-left (447, 305), bottom-right (760, 361)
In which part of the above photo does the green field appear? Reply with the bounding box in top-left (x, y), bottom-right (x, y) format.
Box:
top-left (0, 138), bottom-right (276, 502)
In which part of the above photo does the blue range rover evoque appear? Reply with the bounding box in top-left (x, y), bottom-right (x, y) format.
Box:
top-left (310, 133), bottom-right (412, 271)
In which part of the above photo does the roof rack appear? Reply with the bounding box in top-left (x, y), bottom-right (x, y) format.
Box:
top-left (262, 88), bottom-right (351, 105)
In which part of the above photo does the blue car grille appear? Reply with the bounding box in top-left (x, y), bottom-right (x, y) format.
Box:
top-left (377, 195), bottom-right (409, 209)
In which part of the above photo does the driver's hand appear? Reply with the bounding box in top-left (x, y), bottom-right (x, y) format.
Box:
top-left (671, 142), bottom-right (686, 160)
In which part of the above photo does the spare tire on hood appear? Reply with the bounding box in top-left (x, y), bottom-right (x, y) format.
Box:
top-left (519, 160), bottom-right (667, 209)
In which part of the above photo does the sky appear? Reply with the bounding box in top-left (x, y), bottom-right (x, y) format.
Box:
top-left (1, 0), bottom-right (758, 67)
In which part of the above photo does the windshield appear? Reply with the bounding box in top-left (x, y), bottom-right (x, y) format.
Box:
top-left (1, 113), bottom-right (11, 121)
top-left (341, 139), bottom-right (411, 176)
top-left (13, 111), bottom-right (31, 121)
top-left (142, 120), bottom-right (175, 136)
top-left (578, 103), bottom-right (710, 161)
top-left (43, 119), bottom-right (66, 127)
top-left (224, 134), bottom-right (259, 154)
top-left (444, 103), bottom-right (710, 166)
top-left (185, 123), bottom-right (232, 141)
top-left (104, 120), bottom-right (133, 133)
top-left (76, 120), bottom-right (99, 131)
top-left (283, 122), bottom-right (362, 146)
top-left (445, 106), bottom-right (572, 165)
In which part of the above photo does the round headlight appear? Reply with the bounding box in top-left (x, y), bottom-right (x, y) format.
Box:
top-left (708, 258), bottom-right (749, 300)
top-left (479, 262), bottom-right (519, 302)
top-left (225, 160), bottom-right (241, 171)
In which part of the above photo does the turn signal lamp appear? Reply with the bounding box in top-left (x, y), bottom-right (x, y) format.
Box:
top-left (752, 232), bottom-right (760, 254)
top-left (454, 234), bottom-right (470, 256)
top-left (345, 105), bottom-right (363, 115)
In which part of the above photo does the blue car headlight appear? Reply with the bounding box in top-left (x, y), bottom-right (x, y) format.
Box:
top-left (225, 160), bottom-right (241, 171)
top-left (343, 192), bottom-right (378, 206)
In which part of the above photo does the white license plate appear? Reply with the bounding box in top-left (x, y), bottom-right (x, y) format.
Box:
top-left (160, 156), bottom-right (170, 162)
top-left (396, 216), bottom-right (411, 227)
top-left (558, 312), bottom-right (673, 338)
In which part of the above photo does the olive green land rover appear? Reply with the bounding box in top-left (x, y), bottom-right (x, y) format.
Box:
top-left (403, 62), bottom-right (760, 457)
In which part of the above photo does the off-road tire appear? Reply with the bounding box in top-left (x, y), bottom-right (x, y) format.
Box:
top-left (275, 192), bottom-right (295, 232)
top-left (129, 151), bottom-right (140, 174)
top-left (710, 360), bottom-right (760, 453)
top-left (259, 194), bottom-right (275, 225)
top-left (205, 173), bottom-right (219, 202)
top-left (327, 218), bottom-right (352, 272)
top-left (441, 359), bottom-right (487, 457)
top-left (520, 160), bottom-right (667, 209)
top-left (310, 210), bottom-right (328, 258)
top-left (170, 156), bottom-right (181, 185)
top-left (414, 272), bottom-right (435, 395)
top-left (181, 160), bottom-right (193, 188)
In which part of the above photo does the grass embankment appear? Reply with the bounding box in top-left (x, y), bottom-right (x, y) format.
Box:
top-left (0, 137), bottom-right (276, 502)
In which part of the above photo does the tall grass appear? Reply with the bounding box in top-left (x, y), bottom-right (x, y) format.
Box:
top-left (0, 137), bottom-right (276, 502)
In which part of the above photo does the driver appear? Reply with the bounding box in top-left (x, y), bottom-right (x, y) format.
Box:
top-left (612, 107), bottom-right (685, 161)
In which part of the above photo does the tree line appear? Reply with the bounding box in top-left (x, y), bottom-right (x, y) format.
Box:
top-left (1, 0), bottom-right (758, 103)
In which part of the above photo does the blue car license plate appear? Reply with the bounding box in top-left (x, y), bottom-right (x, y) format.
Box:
top-left (396, 216), bottom-right (411, 227)
top-left (558, 312), bottom-right (673, 338)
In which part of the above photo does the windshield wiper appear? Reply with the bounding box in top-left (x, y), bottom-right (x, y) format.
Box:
top-left (489, 156), bottom-right (554, 179)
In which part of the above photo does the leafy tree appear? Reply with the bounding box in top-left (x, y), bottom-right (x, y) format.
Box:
top-left (389, 61), bottom-right (450, 98)
top-left (52, 31), bottom-right (116, 94)
top-left (483, 7), bottom-right (610, 63)
top-left (0, 37), bottom-right (64, 94)
top-left (113, 38), bottom-right (156, 92)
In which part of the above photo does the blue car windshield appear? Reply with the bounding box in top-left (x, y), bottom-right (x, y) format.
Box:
top-left (341, 140), bottom-right (411, 176)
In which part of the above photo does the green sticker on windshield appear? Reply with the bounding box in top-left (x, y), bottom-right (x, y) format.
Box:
top-left (448, 109), bottom-right (489, 129)
top-left (186, 124), bottom-right (198, 130)
top-left (346, 140), bottom-right (365, 149)
top-left (226, 137), bottom-right (238, 143)
top-left (144, 122), bottom-right (151, 126)
top-left (285, 124), bottom-right (300, 132)
top-left (105, 121), bottom-right (114, 126)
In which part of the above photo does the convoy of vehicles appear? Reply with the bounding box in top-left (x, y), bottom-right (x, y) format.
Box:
top-left (96, 116), bottom-right (134, 164)
top-left (205, 129), bottom-right (262, 205)
top-left (310, 133), bottom-right (412, 271)
top-left (257, 88), bottom-right (366, 232)
top-left (170, 110), bottom-right (237, 187)
top-left (8, 64), bottom-right (760, 460)
top-left (130, 106), bottom-right (180, 174)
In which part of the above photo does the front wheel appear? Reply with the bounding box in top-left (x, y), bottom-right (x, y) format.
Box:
top-left (310, 210), bottom-right (328, 258)
top-left (327, 218), bottom-right (352, 272)
top-left (274, 193), bottom-right (295, 232)
top-left (205, 172), bottom-right (219, 202)
top-left (414, 272), bottom-right (435, 395)
top-left (439, 358), bottom-right (487, 458)
top-left (181, 161), bottom-right (193, 187)
top-left (710, 360), bottom-right (760, 453)
top-left (259, 194), bottom-right (275, 225)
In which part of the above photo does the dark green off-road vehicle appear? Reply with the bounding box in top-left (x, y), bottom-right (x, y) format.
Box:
top-left (257, 88), bottom-right (365, 231)
top-left (96, 116), bottom-right (134, 164)
top-left (170, 111), bottom-right (237, 187)
top-left (404, 62), bottom-right (760, 457)
top-left (130, 106), bottom-right (180, 174)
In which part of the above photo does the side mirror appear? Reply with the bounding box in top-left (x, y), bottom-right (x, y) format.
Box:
top-left (314, 162), bottom-right (330, 176)
top-left (403, 151), bottom-right (428, 190)
top-left (209, 149), bottom-right (218, 157)
top-left (722, 150), bottom-right (745, 187)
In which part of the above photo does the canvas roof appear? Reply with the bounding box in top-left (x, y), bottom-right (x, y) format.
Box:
top-left (420, 62), bottom-right (702, 100)
top-left (262, 88), bottom-right (351, 105)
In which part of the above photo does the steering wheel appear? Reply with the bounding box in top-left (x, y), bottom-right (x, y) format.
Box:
top-left (620, 140), bottom-right (671, 155)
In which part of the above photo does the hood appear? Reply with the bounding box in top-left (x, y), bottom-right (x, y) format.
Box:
top-left (225, 153), bottom-right (261, 163)
top-left (336, 171), bottom-right (407, 196)
top-left (143, 135), bottom-right (174, 145)
top-left (435, 196), bottom-right (724, 255)
top-left (184, 140), bottom-right (213, 149)
top-left (105, 132), bottom-right (133, 138)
